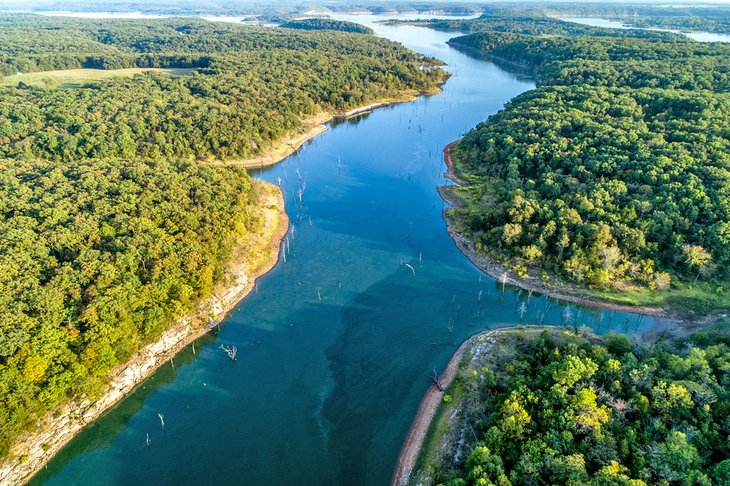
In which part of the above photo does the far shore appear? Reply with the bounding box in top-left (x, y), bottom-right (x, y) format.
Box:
top-left (0, 182), bottom-right (289, 486)
top-left (217, 88), bottom-right (443, 170)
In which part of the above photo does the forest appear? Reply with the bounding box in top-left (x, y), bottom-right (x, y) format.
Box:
top-left (0, 14), bottom-right (445, 456)
top-left (0, 158), bottom-right (260, 456)
top-left (396, 4), bottom-right (730, 36)
top-left (444, 29), bottom-right (729, 310)
top-left (280, 18), bottom-right (375, 34)
top-left (416, 327), bottom-right (730, 485)
top-left (0, 15), bottom-right (444, 163)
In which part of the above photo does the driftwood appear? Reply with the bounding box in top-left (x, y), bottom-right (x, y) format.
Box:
top-left (431, 367), bottom-right (443, 391)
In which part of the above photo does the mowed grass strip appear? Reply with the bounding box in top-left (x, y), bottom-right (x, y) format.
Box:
top-left (2, 67), bottom-right (195, 88)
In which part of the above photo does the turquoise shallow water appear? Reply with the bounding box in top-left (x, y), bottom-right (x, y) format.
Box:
top-left (31, 17), bottom-right (669, 486)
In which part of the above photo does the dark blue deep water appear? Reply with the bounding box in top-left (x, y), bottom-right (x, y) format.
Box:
top-left (32, 16), bottom-right (668, 486)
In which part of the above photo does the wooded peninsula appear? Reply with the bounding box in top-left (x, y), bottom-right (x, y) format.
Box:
top-left (437, 11), bottom-right (730, 314)
top-left (408, 325), bottom-right (730, 485)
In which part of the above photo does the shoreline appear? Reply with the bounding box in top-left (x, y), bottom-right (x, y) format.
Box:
top-left (438, 140), bottom-right (691, 320)
top-left (219, 89), bottom-right (442, 170)
top-left (442, 138), bottom-right (465, 185)
top-left (1, 82), bottom-right (445, 486)
top-left (392, 326), bottom-right (533, 486)
top-left (390, 330), bottom-right (479, 486)
top-left (0, 182), bottom-right (289, 486)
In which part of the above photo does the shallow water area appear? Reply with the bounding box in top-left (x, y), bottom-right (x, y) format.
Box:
top-left (30, 15), bottom-right (672, 486)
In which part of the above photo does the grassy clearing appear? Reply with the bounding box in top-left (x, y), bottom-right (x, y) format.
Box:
top-left (1, 67), bottom-right (195, 88)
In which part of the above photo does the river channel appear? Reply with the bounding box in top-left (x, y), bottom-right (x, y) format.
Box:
top-left (31, 15), bottom-right (670, 486)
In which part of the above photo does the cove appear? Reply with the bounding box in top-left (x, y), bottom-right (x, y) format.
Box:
top-left (30, 16), bottom-right (671, 486)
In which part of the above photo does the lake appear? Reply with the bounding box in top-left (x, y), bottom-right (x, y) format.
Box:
top-left (560, 16), bottom-right (730, 42)
top-left (30, 15), bottom-right (671, 486)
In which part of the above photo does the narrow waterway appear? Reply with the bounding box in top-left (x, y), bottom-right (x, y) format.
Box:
top-left (31, 17), bottom-right (670, 486)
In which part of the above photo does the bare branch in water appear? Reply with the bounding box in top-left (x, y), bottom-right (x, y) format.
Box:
top-left (220, 344), bottom-right (238, 361)
top-left (431, 367), bottom-right (443, 391)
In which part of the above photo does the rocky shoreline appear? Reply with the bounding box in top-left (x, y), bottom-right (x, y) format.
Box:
top-left (0, 182), bottom-right (289, 486)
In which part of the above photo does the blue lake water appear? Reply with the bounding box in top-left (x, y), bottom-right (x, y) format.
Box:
top-left (31, 16), bottom-right (670, 486)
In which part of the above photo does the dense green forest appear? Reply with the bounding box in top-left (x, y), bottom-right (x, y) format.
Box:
top-left (0, 15), bottom-right (444, 163)
top-left (0, 159), bottom-right (261, 455)
top-left (0, 15), bottom-right (445, 456)
top-left (416, 327), bottom-right (730, 485)
top-left (444, 29), bottom-right (729, 310)
top-left (280, 18), bottom-right (375, 34)
top-left (397, 4), bottom-right (730, 36)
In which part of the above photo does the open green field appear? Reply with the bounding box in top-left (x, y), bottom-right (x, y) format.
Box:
top-left (1, 67), bottom-right (195, 88)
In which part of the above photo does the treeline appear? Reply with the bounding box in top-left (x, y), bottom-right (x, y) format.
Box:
top-left (421, 328), bottom-right (730, 485)
top-left (0, 15), bottom-right (445, 455)
top-left (280, 18), bottom-right (374, 35)
top-left (0, 159), bottom-right (259, 455)
top-left (393, 15), bottom-right (682, 41)
top-left (0, 16), bottom-right (444, 162)
top-left (450, 31), bottom-right (729, 78)
top-left (535, 4), bottom-right (730, 35)
top-left (446, 31), bottom-right (730, 300)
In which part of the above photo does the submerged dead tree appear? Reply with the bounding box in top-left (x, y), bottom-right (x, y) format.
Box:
top-left (220, 344), bottom-right (238, 361)
top-left (404, 263), bottom-right (416, 277)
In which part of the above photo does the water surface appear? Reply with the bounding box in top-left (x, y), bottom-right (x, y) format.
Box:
top-left (560, 16), bottom-right (730, 42)
top-left (31, 17), bottom-right (669, 486)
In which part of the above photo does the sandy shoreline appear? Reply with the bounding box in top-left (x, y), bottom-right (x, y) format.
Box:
top-left (390, 330), bottom-right (479, 486)
top-left (0, 182), bottom-right (289, 486)
top-left (392, 327), bottom-right (530, 486)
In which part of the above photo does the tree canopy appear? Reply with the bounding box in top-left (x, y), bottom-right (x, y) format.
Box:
top-left (445, 29), bottom-right (729, 308)
top-left (0, 15), bottom-right (444, 163)
top-left (417, 328), bottom-right (730, 485)
top-left (280, 18), bottom-right (375, 35)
